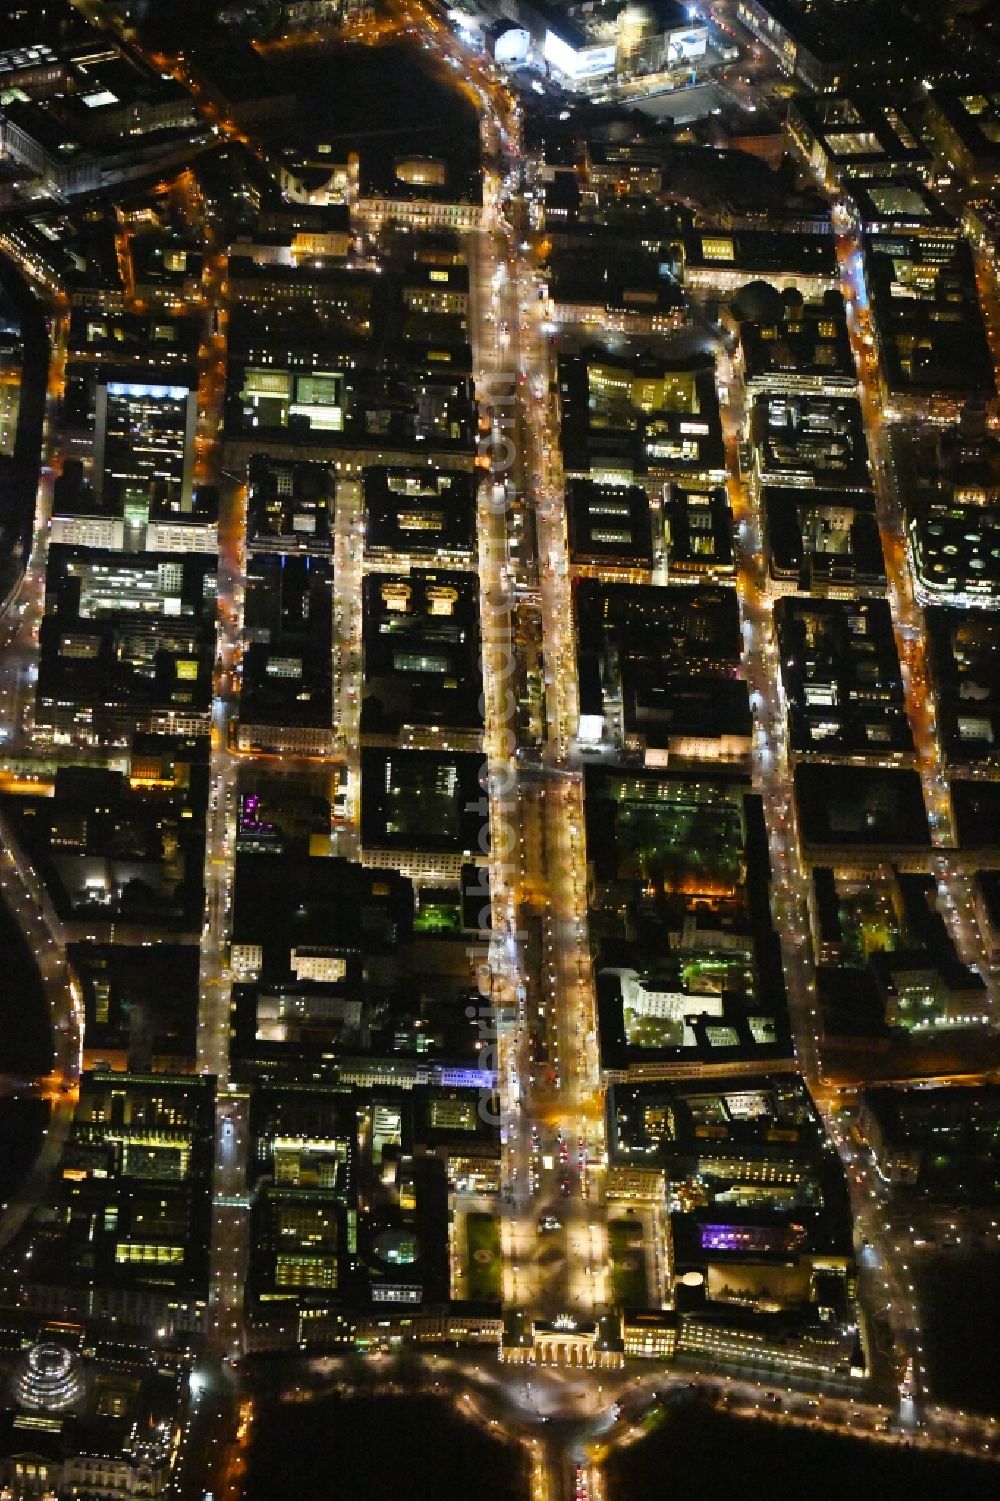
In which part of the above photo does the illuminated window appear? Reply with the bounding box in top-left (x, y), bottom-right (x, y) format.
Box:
top-left (275, 1254), bottom-right (338, 1289)
top-left (700, 237), bottom-right (734, 262)
top-left (115, 1243), bottom-right (184, 1264)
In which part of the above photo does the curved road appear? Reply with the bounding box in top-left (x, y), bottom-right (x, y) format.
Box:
top-left (0, 807), bottom-right (81, 1259)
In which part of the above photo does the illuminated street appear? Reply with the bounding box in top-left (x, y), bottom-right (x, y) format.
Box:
top-left (0, 3), bottom-right (997, 1500)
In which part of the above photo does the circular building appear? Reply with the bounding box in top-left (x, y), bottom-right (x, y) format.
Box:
top-left (14, 1341), bottom-right (85, 1413)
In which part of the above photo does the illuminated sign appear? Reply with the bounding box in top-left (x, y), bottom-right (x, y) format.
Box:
top-left (494, 26), bottom-right (530, 68)
top-left (106, 382), bottom-right (189, 401)
top-left (543, 30), bottom-right (616, 80)
top-left (667, 31), bottom-right (708, 64)
top-left (575, 43), bottom-right (618, 78)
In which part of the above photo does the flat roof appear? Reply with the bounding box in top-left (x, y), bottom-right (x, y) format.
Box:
top-left (795, 764), bottom-right (930, 848)
top-left (360, 747), bottom-right (486, 854)
top-left (361, 568), bottom-right (483, 737)
top-left (776, 595), bottom-right (912, 759)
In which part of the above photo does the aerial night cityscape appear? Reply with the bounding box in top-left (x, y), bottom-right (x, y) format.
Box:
top-left (0, 0), bottom-right (998, 1497)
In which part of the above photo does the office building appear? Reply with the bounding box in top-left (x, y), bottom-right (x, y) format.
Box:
top-left (94, 373), bottom-right (198, 511)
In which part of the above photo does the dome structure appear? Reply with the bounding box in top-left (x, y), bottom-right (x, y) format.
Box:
top-left (730, 279), bottom-right (785, 324)
top-left (14, 1342), bottom-right (85, 1413)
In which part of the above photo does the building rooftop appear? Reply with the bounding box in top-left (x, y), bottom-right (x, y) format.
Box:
top-left (789, 92), bottom-right (930, 180)
top-left (851, 176), bottom-right (954, 234)
top-left (865, 231), bottom-right (995, 404)
top-left (738, 291), bottom-right (856, 393)
top-left (860, 1084), bottom-right (1000, 1201)
top-left (775, 595), bottom-right (912, 760)
top-left (750, 392), bottom-right (871, 491)
top-left (926, 608), bottom-right (1000, 769)
top-left (18, 1069), bottom-right (215, 1306)
top-left (226, 351), bottom-right (476, 455)
top-left (360, 748), bottom-right (486, 856)
top-left (577, 578), bottom-right (750, 763)
top-left (361, 569), bottom-right (483, 739)
top-left (795, 764), bottom-right (930, 849)
top-left (814, 866), bottom-right (986, 1040)
top-left (247, 455), bottom-right (335, 555)
top-left (240, 554), bottom-right (333, 731)
top-left (236, 767), bottom-right (333, 858)
top-left (740, 0), bottom-right (945, 86)
top-left (363, 466), bottom-right (478, 563)
top-left (682, 229), bottom-right (838, 283)
top-left (70, 941), bottom-right (199, 1071)
top-left (67, 304), bottom-right (200, 365)
top-left (567, 479), bottom-right (654, 570)
top-left (612, 1073), bottom-right (820, 1170)
top-left (907, 495), bottom-right (1000, 608)
top-left (585, 769), bottom-right (789, 1074)
top-left (36, 548), bottom-right (216, 728)
top-left (762, 485), bottom-right (884, 591)
top-left (0, 1315), bottom-right (186, 1493)
top-left (952, 780), bottom-right (1000, 852)
top-left (548, 245), bottom-right (685, 323)
top-left (231, 854), bottom-right (413, 981)
top-left (927, 87), bottom-right (1000, 186)
top-left (894, 416), bottom-right (1000, 605)
top-left (1, 743), bottom-right (209, 933)
top-left (662, 484), bottom-right (735, 580)
top-left (559, 348), bottom-right (724, 480)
